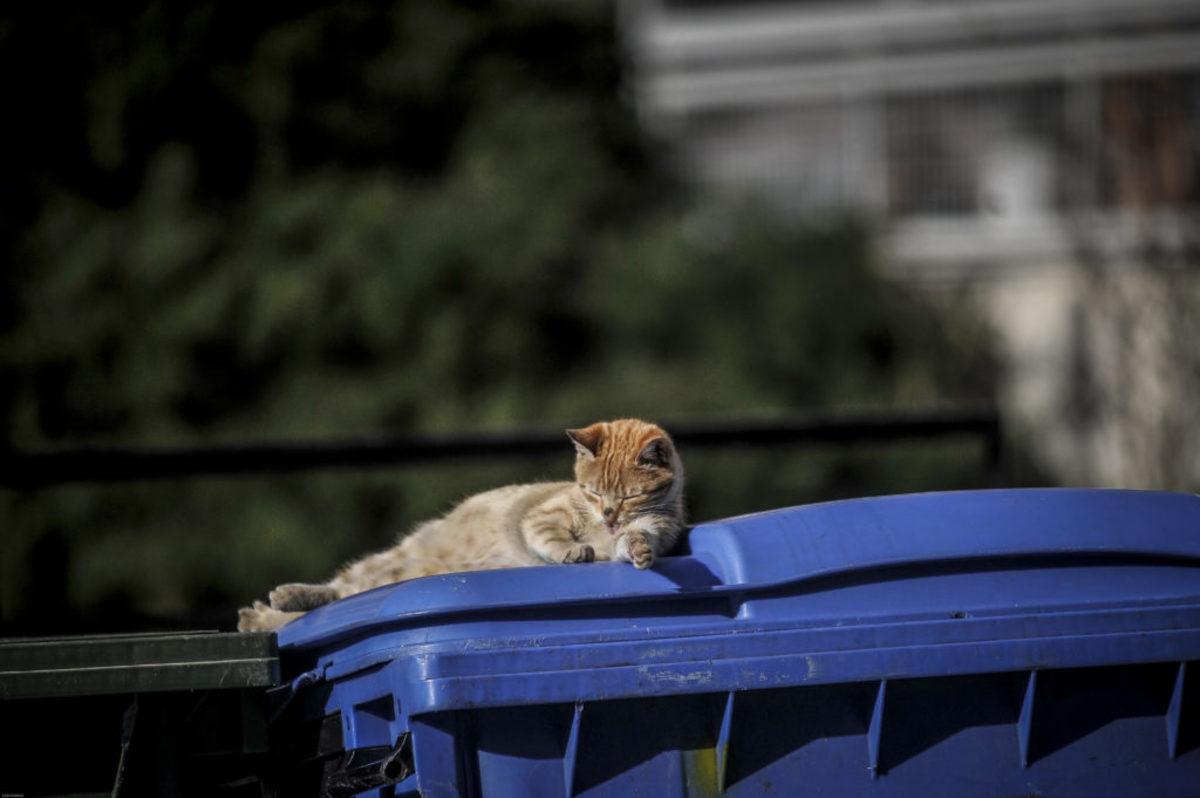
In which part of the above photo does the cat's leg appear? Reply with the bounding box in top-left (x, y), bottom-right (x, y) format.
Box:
top-left (521, 508), bottom-right (594, 564)
top-left (615, 529), bottom-right (655, 569)
top-left (269, 583), bottom-right (341, 611)
top-left (237, 600), bottom-right (303, 632)
top-left (615, 516), bottom-right (683, 569)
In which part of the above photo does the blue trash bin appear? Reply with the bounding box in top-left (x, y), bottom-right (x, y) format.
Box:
top-left (273, 488), bottom-right (1200, 797)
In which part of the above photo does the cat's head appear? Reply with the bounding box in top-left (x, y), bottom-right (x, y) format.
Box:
top-left (566, 418), bottom-right (683, 534)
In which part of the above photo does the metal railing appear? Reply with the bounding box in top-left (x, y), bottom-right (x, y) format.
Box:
top-left (0, 408), bottom-right (1002, 489)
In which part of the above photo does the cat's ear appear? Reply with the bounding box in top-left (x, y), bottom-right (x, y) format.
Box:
top-left (566, 424), bottom-right (603, 459)
top-left (637, 437), bottom-right (673, 469)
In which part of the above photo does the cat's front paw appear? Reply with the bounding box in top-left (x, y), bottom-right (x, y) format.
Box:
top-left (623, 531), bottom-right (655, 569)
top-left (561, 543), bottom-right (595, 564)
top-left (269, 583), bottom-right (338, 611)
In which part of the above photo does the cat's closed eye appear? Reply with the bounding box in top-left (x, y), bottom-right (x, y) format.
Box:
top-left (582, 487), bottom-right (642, 501)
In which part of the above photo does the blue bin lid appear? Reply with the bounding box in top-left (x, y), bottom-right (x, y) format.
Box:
top-left (278, 488), bottom-right (1200, 653)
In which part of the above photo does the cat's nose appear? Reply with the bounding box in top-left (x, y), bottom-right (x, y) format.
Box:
top-left (603, 507), bottom-right (615, 519)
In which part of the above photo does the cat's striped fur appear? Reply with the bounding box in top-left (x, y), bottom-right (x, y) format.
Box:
top-left (237, 419), bottom-right (685, 632)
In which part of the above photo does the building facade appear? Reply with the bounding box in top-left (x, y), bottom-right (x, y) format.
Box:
top-left (622, 0), bottom-right (1200, 488)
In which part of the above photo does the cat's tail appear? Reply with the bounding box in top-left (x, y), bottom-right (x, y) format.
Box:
top-left (237, 600), bottom-right (302, 633)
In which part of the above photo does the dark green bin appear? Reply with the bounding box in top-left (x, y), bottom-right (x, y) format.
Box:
top-left (0, 631), bottom-right (279, 797)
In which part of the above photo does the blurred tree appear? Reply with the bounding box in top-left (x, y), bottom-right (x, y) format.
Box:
top-left (0, 1), bottom-right (995, 633)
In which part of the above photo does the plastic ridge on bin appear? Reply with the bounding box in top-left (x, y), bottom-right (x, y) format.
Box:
top-left (0, 631), bottom-right (279, 699)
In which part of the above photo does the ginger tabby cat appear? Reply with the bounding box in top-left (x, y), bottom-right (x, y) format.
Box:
top-left (237, 418), bottom-right (686, 632)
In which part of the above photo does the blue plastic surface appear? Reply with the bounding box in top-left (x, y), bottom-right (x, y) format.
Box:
top-left (277, 489), bottom-right (1200, 797)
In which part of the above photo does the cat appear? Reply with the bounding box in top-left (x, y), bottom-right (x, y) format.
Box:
top-left (237, 418), bottom-right (686, 632)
